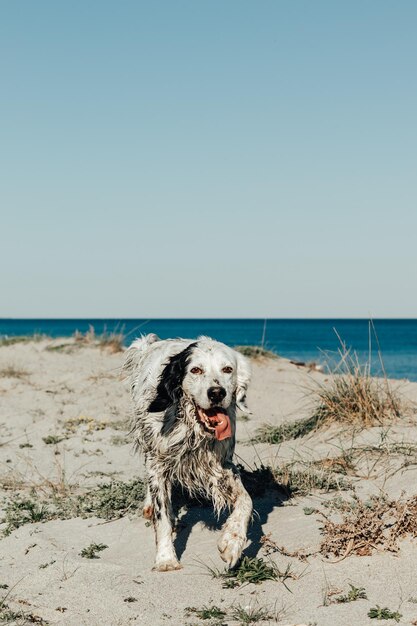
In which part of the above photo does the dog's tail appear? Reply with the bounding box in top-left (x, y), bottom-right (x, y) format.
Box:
top-left (123, 333), bottom-right (160, 376)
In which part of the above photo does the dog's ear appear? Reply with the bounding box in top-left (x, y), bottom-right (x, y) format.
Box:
top-left (148, 343), bottom-right (196, 412)
top-left (235, 351), bottom-right (252, 412)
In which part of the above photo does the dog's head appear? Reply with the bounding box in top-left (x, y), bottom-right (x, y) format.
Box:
top-left (148, 337), bottom-right (251, 435)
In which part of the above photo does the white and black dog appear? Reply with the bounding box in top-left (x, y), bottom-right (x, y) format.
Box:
top-left (124, 333), bottom-right (252, 571)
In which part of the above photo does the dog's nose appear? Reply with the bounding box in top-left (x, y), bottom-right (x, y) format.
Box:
top-left (207, 386), bottom-right (226, 404)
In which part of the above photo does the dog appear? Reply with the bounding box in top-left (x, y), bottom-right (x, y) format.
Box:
top-left (123, 333), bottom-right (252, 571)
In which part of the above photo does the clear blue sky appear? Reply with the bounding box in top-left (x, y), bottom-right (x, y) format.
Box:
top-left (1, 1), bottom-right (416, 318)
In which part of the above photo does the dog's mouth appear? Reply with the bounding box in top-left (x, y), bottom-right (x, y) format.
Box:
top-left (196, 406), bottom-right (232, 441)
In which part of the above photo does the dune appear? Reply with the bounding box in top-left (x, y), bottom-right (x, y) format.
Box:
top-left (1, 338), bottom-right (417, 625)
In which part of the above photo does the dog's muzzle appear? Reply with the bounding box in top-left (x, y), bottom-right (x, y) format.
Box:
top-left (197, 406), bottom-right (232, 441)
top-left (207, 386), bottom-right (226, 404)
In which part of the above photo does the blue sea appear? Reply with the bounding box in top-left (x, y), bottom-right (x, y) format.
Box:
top-left (1, 319), bottom-right (416, 382)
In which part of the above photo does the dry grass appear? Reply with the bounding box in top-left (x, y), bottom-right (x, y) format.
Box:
top-left (254, 342), bottom-right (410, 447)
top-left (64, 415), bottom-right (109, 433)
top-left (253, 345), bottom-right (408, 446)
top-left (260, 534), bottom-right (316, 562)
top-left (273, 460), bottom-right (352, 496)
top-left (238, 462), bottom-right (350, 500)
top-left (312, 439), bottom-right (417, 480)
top-left (0, 334), bottom-right (45, 347)
top-left (310, 339), bottom-right (406, 429)
top-left (64, 415), bottom-right (128, 435)
top-left (319, 493), bottom-right (417, 560)
top-left (74, 325), bottom-right (125, 353)
top-left (0, 366), bottom-right (29, 379)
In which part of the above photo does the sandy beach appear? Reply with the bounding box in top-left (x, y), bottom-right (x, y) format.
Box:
top-left (1, 337), bottom-right (417, 626)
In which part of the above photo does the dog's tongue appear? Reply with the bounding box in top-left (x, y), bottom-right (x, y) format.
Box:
top-left (210, 411), bottom-right (232, 441)
top-left (198, 408), bottom-right (232, 440)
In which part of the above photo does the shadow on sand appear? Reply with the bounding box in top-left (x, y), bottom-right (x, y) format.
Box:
top-left (173, 466), bottom-right (291, 562)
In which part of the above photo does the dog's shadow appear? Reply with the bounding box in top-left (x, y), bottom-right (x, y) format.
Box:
top-left (173, 466), bottom-right (290, 561)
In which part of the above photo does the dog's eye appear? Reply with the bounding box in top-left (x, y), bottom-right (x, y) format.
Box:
top-left (222, 366), bottom-right (233, 374)
top-left (191, 367), bottom-right (203, 375)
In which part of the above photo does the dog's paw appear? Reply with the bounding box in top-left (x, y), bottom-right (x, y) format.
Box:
top-left (152, 559), bottom-right (182, 572)
top-left (218, 528), bottom-right (246, 569)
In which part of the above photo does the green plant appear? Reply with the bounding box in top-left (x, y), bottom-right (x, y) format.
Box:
top-left (229, 603), bottom-right (280, 624)
top-left (0, 606), bottom-right (48, 624)
top-left (39, 560), bottom-right (56, 570)
top-left (368, 606), bottom-right (402, 621)
top-left (2, 498), bottom-right (51, 535)
top-left (252, 415), bottom-right (320, 444)
top-left (334, 584), bottom-right (367, 603)
top-left (185, 606), bottom-right (226, 620)
top-left (79, 542), bottom-right (108, 559)
top-left (42, 435), bottom-right (65, 445)
top-left (234, 345), bottom-right (278, 360)
top-left (205, 557), bottom-right (296, 590)
top-left (1, 478), bottom-right (146, 536)
top-left (0, 334), bottom-right (45, 346)
top-left (77, 478), bottom-right (145, 519)
top-left (110, 435), bottom-right (126, 446)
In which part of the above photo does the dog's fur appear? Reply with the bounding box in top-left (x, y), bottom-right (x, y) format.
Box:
top-left (124, 333), bottom-right (252, 571)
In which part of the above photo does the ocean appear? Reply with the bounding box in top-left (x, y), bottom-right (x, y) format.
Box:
top-left (1, 318), bottom-right (416, 382)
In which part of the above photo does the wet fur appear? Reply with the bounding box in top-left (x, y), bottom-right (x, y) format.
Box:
top-left (124, 333), bottom-right (252, 571)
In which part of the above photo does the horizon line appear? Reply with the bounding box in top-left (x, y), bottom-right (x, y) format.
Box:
top-left (2, 317), bottom-right (417, 322)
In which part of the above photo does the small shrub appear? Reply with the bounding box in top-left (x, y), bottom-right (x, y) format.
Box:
top-left (0, 606), bottom-right (48, 623)
top-left (0, 334), bottom-right (45, 346)
top-left (110, 435), bottom-right (127, 446)
top-left (252, 415), bottom-right (320, 444)
top-left (73, 325), bottom-right (125, 353)
top-left (185, 605), bottom-right (226, 620)
top-left (234, 345), bottom-right (278, 359)
top-left (98, 329), bottom-right (125, 353)
top-left (1, 478), bottom-right (146, 536)
top-left (2, 498), bottom-right (51, 535)
top-left (77, 479), bottom-right (146, 519)
top-left (206, 556), bottom-right (296, 589)
top-left (310, 341), bottom-right (404, 429)
top-left (64, 415), bottom-right (108, 433)
top-left (274, 462), bottom-right (351, 496)
top-left (39, 560), bottom-right (56, 569)
top-left (334, 584), bottom-right (367, 603)
top-left (320, 494), bottom-right (417, 559)
top-left (368, 606), bottom-right (402, 621)
top-left (0, 366), bottom-right (29, 379)
top-left (80, 542), bottom-right (108, 559)
top-left (229, 603), bottom-right (280, 624)
top-left (42, 435), bottom-right (65, 445)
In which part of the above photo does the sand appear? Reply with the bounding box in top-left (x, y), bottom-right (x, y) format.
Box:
top-left (1, 338), bottom-right (417, 626)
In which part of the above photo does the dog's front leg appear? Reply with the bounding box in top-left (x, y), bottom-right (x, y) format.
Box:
top-left (149, 476), bottom-right (181, 572)
top-left (217, 471), bottom-right (252, 568)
